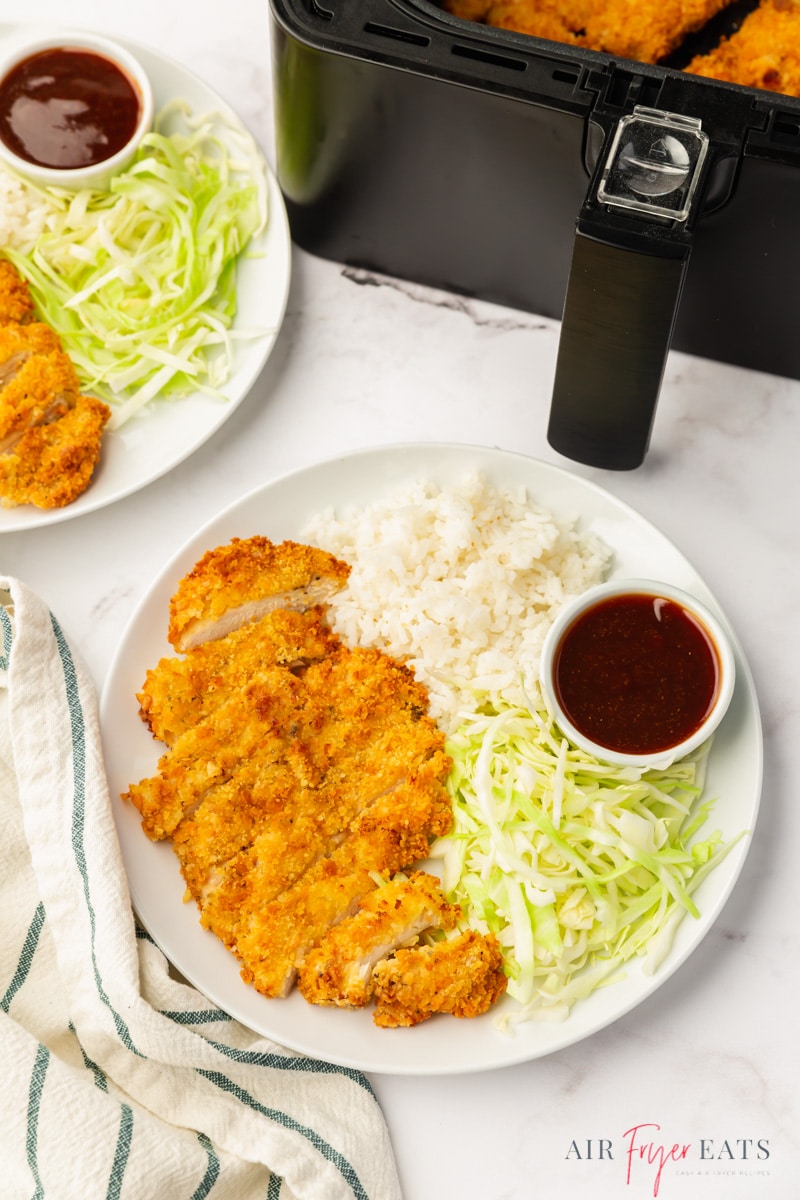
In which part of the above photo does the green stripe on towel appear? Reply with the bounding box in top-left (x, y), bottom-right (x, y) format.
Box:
top-left (51, 615), bottom-right (144, 1058)
top-left (26, 1043), bottom-right (49, 1199)
top-left (0, 603), bottom-right (12, 669)
top-left (106, 1104), bottom-right (134, 1200)
top-left (202, 1038), bottom-right (377, 1099)
top-left (197, 1070), bottom-right (371, 1200)
top-left (1, 902), bottom-right (45, 1013)
top-left (190, 1132), bottom-right (221, 1200)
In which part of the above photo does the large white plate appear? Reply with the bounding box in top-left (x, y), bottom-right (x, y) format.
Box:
top-left (0, 29), bottom-right (291, 532)
top-left (101, 444), bottom-right (763, 1075)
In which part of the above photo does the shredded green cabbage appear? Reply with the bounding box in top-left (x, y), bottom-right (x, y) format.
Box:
top-left (3, 100), bottom-right (267, 428)
top-left (430, 699), bottom-right (742, 1027)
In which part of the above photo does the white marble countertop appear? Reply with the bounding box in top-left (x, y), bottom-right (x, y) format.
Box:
top-left (3, 2), bottom-right (798, 1197)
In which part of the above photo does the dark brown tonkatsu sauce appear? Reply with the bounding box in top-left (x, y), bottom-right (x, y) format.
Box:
top-left (553, 593), bottom-right (721, 755)
top-left (0, 47), bottom-right (140, 169)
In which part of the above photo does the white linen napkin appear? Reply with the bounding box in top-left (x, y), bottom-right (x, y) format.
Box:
top-left (0, 576), bottom-right (403, 1200)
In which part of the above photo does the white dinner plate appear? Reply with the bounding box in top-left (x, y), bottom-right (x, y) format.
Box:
top-left (101, 444), bottom-right (763, 1075)
top-left (0, 28), bottom-right (291, 532)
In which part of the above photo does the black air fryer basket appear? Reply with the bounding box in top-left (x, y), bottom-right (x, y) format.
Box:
top-left (269, 0), bottom-right (800, 467)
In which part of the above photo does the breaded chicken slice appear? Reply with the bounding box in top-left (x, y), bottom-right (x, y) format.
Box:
top-left (138, 605), bottom-right (341, 745)
top-left (0, 329), bottom-right (80, 453)
top-left (172, 754), bottom-right (302, 904)
top-left (229, 759), bottom-right (453, 998)
top-left (582, 0), bottom-right (734, 63)
top-left (171, 658), bottom-right (445, 900)
top-left (167, 536), bottom-right (351, 651)
top-left (0, 259), bottom-right (35, 325)
top-left (0, 322), bottom-right (69, 385)
top-left (129, 636), bottom-right (448, 934)
top-left (484, 0), bottom-right (591, 45)
top-left (479, 0), bottom-right (734, 62)
top-left (686, 0), bottom-right (800, 96)
top-left (372, 930), bottom-right (507, 1027)
top-left (297, 872), bottom-right (459, 1008)
top-left (123, 667), bottom-right (305, 840)
top-left (0, 394), bottom-right (110, 509)
top-left (0, 260), bottom-right (110, 509)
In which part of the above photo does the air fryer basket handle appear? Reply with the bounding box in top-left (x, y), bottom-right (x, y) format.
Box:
top-left (547, 106), bottom-right (710, 470)
top-left (548, 225), bottom-right (690, 470)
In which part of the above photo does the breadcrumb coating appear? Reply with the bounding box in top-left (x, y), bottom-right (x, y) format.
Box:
top-left (372, 930), bottom-right (508, 1027)
top-left (468, 0), bottom-right (591, 47)
top-left (445, 0), bottom-right (736, 65)
top-left (172, 654), bottom-right (447, 912)
top-left (297, 872), bottom-right (459, 1008)
top-left (0, 342), bottom-right (79, 450)
top-left (138, 605), bottom-right (341, 745)
top-left (446, 0), bottom-right (800, 96)
top-left (0, 260), bottom-right (110, 509)
top-left (686, 0), bottom-right (800, 95)
top-left (167, 536), bottom-right (351, 651)
top-left (582, 0), bottom-right (734, 63)
top-left (0, 260), bottom-right (35, 325)
top-left (124, 667), bottom-right (305, 841)
top-left (0, 395), bottom-right (110, 509)
top-left (0, 322), bottom-right (67, 383)
top-left (231, 763), bottom-right (453, 998)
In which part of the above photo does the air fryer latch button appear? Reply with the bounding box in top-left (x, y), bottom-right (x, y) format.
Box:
top-left (596, 106), bottom-right (710, 223)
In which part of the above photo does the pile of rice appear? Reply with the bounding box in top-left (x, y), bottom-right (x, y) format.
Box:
top-left (0, 168), bottom-right (51, 252)
top-left (303, 473), bottom-right (612, 731)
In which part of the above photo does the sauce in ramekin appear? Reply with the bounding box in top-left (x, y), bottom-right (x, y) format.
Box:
top-left (553, 591), bottom-right (721, 756)
top-left (0, 46), bottom-right (141, 170)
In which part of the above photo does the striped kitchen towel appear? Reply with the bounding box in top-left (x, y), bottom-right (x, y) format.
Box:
top-left (0, 577), bottom-right (403, 1200)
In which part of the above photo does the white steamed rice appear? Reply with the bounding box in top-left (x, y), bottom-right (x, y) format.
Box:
top-left (0, 168), bottom-right (52, 251)
top-left (303, 473), bottom-right (612, 731)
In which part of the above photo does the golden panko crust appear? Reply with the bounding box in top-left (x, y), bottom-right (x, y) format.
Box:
top-left (686, 0), bottom-right (800, 96)
top-left (0, 259), bottom-right (35, 325)
top-left (0, 395), bottom-right (110, 509)
top-left (372, 930), bottom-right (508, 1027)
top-left (167, 536), bottom-right (351, 651)
top-left (297, 871), bottom-right (460, 1008)
top-left (445, 0), bottom-right (755, 73)
top-left (0, 260), bottom-right (110, 509)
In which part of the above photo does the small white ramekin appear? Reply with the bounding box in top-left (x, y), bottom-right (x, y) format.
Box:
top-left (0, 30), bottom-right (153, 190)
top-left (539, 578), bottom-right (736, 770)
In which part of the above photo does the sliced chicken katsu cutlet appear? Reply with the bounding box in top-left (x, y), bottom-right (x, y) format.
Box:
top-left (0, 259), bottom-right (110, 509)
top-left (125, 535), bottom-right (508, 1026)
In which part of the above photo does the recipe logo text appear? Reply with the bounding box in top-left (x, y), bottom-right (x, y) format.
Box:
top-left (565, 1124), bottom-right (770, 1197)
